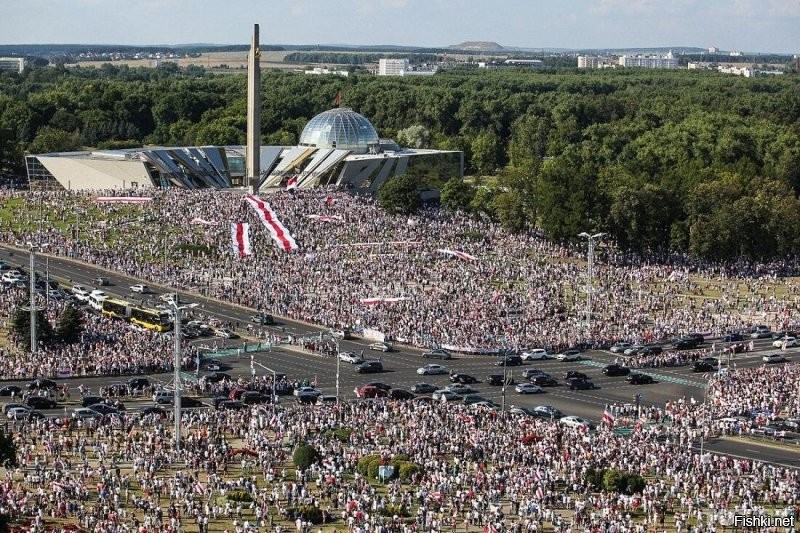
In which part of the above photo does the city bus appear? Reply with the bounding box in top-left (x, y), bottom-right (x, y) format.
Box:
top-left (101, 298), bottom-right (131, 319)
top-left (129, 307), bottom-right (173, 332)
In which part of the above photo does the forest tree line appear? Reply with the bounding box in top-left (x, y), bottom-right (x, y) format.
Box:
top-left (0, 63), bottom-right (799, 261)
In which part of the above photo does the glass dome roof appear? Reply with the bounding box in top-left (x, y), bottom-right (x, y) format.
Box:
top-left (299, 108), bottom-right (379, 154)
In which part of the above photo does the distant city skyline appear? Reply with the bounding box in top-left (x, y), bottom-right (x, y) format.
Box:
top-left (1, 0), bottom-right (797, 54)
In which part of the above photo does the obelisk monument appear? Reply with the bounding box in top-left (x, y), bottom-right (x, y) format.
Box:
top-left (246, 24), bottom-right (261, 193)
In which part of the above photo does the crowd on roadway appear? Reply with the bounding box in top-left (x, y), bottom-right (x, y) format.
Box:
top-left (3, 187), bottom-right (800, 355)
top-left (1, 359), bottom-right (798, 532)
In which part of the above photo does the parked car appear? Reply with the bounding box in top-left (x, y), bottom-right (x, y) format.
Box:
top-left (462, 394), bottom-right (489, 405)
top-left (365, 382), bottom-right (392, 391)
top-left (72, 407), bottom-right (102, 420)
top-left (556, 349), bottom-right (582, 361)
top-left (355, 361), bottom-right (383, 374)
top-left (521, 349), bottom-right (550, 361)
top-left (564, 371), bottom-right (588, 380)
top-left (127, 377), bottom-right (150, 390)
top-left (28, 379), bottom-right (57, 390)
top-left (338, 352), bottom-right (364, 364)
top-left (422, 349), bottom-right (452, 360)
top-left (293, 387), bottom-right (322, 398)
top-left (530, 375), bottom-right (559, 387)
top-left (673, 338), bottom-right (700, 350)
top-left (522, 368), bottom-right (547, 379)
top-left (179, 397), bottom-right (205, 408)
top-left (88, 403), bottom-right (119, 416)
top-left (602, 364), bottom-right (631, 377)
top-left (446, 384), bottom-right (476, 395)
top-left (626, 373), bottom-right (655, 385)
top-left (411, 383), bottom-right (438, 394)
top-left (250, 313), bottom-right (274, 325)
top-left (129, 284), bottom-right (150, 293)
top-left (565, 378), bottom-right (597, 390)
top-left (213, 328), bottom-right (239, 339)
top-left (623, 345), bottom-right (645, 356)
top-left (486, 374), bottom-right (514, 386)
top-left (495, 355), bottom-right (523, 367)
top-left (93, 276), bottom-right (110, 286)
top-left (368, 342), bottom-right (392, 352)
top-left (610, 342), bottom-right (632, 353)
top-left (81, 395), bottom-right (105, 408)
top-left (762, 353), bottom-right (788, 364)
top-left (431, 390), bottom-right (463, 402)
top-left (330, 329), bottom-right (351, 340)
top-left (0, 385), bottom-right (22, 397)
top-left (354, 385), bottom-right (387, 399)
top-left (388, 389), bottom-right (414, 400)
top-left (417, 364), bottom-right (449, 375)
top-left (750, 326), bottom-right (772, 339)
top-left (204, 372), bottom-right (232, 383)
top-left (772, 337), bottom-right (797, 348)
top-left (26, 396), bottom-right (56, 409)
top-left (692, 361), bottom-right (716, 373)
top-left (560, 416), bottom-right (594, 429)
top-left (638, 346), bottom-right (663, 356)
top-left (217, 400), bottom-right (246, 411)
top-left (723, 332), bottom-right (744, 342)
top-left (533, 405), bottom-right (562, 419)
top-left (515, 383), bottom-right (544, 394)
top-left (449, 373), bottom-right (478, 384)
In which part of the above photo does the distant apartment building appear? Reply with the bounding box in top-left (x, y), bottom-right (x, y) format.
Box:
top-left (618, 51), bottom-right (678, 69)
top-left (378, 58), bottom-right (409, 76)
top-left (708, 46), bottom-right (719, 54)
top-left (0, 57), bottom-right (25, 73)
top-left (577, 55), bottom-right (615, 68)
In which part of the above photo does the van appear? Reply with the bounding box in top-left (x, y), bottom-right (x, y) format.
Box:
top-left (73, 288), bottom-right (91, 302)
top-left (88, 294), bottom-right (107, 311)
top-left (153, 390), bottom-right (174, 404)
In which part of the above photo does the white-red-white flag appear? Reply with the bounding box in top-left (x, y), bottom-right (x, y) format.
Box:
top-left (191, 217), bottom-right (217, 226)
top-left (286, 176), bottom-right (298, 191)
top-left (602, 408), bottom-right (615, 428)
top-left (231, 223), bottom-right (252, 258)
top-left (244, 195), bottom-right (298, 252)
top-left (437, 248), bottom-right (477, 262)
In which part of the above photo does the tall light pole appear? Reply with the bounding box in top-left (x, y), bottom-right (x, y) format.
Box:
top-left (169, 301), bottom-right (198, 451)
top-left (29, 245), bottom-right (37, 353)
top-left (578, 232), bottom-right (604, 338)
top-left (251, 359), bottom-right (278, 415)
top-left (331, 337), bottom-right (341, 402)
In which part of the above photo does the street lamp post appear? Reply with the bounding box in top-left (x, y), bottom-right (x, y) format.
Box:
top-left (169, 301), bottom-right (198, 451)
top-left (578, 232), bottom-right (604, 337)
top-left (251, 359), bottom-right (278, 415)
top-left (29, 246), bottom-right (37, 353)
top-left (331, 337), bottom-right (341, 402)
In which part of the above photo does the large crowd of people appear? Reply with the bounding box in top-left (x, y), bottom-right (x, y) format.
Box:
top-left (0, 360), bottom-right (798, 532)
top-left (3, 187), bottom-right (800, 355)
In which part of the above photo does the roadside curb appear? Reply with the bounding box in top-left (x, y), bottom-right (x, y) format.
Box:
top-left (720, 435), bottom-right (800, 451)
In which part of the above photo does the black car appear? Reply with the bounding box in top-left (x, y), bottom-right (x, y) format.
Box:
top-left (28, 379), bottom-right (58, 391)
top-left (639, 346), bottom-right (663, 356)
top-left (241, 391), bottom-right (268, 405)
top-left (211, 396), bottom-right (231, 409)
top-left (250, 313), bottom-right (275, 325)
top-left (205, 372), bottom-right (232, 383)
top-left (565, 378), bottom-right (597, 390)
top-left (603, 364), bottom-right (631, 377)
top-left (486, 374), bottom-right (514, 386)
top-left (495, 355), bottom-right (523, 367)
top-left (449, 373), bottom-right (478, 384)
top-left (411, 383), bottom-right (438, 394)
top-left (93, 276), bottom-right (110, 286)
top-left (530, 375), bottom-right (559, 387)
top-left (0, 385), bottom-right (22, 396)
top-left (366, 381), bottom-right (392, 391)
top-left (180, 397), bottom-right (205, 408)
top-left (26, 396), bottom-right (57, 409)
top-left (723, 332), bottom-right (744, 342)
top-left (522, 368), bottom-right (547, 379)
top-left (88, 403), bottom-right (119, 415)
top-left (686, 333), bottom-right (705, 344)
top-left (388, 389), bottom-right (415, 400)
top-left (141, 406), bottom-right (166, 417)
top-left (81, 395), bottom-right (106, 408)
top-left (356, 361), bottom-right (383, 374)
top-left (564, 371), bottom-right (588, 380)
top-left (673, 338), bottom-right (700, 350)
top-left (218, 400), bottom-right (246, 411)
top-left (772, 330), bottom-right (798, 340)
top-left (626, 373), bottom-right (655, 385)
top-left (127, 377), bottom-right (150, 390)
top-left (692, 361), bottom-right (715, 373)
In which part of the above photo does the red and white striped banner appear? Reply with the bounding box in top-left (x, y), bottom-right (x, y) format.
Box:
top-left (437, 248), bottom-right (477, 262)
top-left (286, 176), bottom-right (298, 191)
top-left (94, 196), bottom-right (153, 203)
top-left (333, 241), bottom-right (421, 248)
top-left (244, 195), bottom-right (298, 252)
top-left (231, 223), bottom-right (252, 258)
top-left (361, 297), bottom-right (411, 306)
top-left (191, 217), bottom-right (217, 226)
top-left (602, 408), bottom-right (616, 427)
top-left (305, 214), bottom-right (344, 223)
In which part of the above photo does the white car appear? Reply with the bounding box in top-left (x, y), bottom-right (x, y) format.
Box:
top-left (623, 345), bottom-right (644, 356)
top-left (609, 342), bottom-right (632, 353)
top-left (521, 349), bottom-right (550, 361)
top-left (160, 293), bottom-right (178, 303)
top-left (6, 406), bottom-right (32, 420)
top-left (559, 416), bottom-right (593, 429)
top-left (515, 383), bottom-right (544, 394)
top-left (130, 284), bottom-right (150, 294)
top-left (369, 342), bottom-right (392, 352)
top-left (90, 289), bottom-right (107, 298)
top-left (1, 272), bottom-right (22, 284)
top-left (72, 407), bottom-right (103, 420)
top-left (772, 337), bottom-right (797, 348)
top-left (417, 364), bottom-right (449, 375)
top-left (555, 350), bottom-right (582, 362)
top-left (293, 387), bottom-right (322, 398)
top-left (431, 390), bottom-right (462, 402)
top-left (338, 352), bottom-right (363, 364)
top-left (762, 353), bottom-right (788, 364)
top-left (446, 384), bottom-right (475, 395)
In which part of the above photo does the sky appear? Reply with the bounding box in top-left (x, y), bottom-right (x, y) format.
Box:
top-left (1, 0), bottom-right (797, 54)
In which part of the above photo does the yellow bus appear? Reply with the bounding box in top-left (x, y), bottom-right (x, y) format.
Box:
top-left (101, 298), bottom-right (130, 319)
top-left (130, 307), bottom-right (173, 332)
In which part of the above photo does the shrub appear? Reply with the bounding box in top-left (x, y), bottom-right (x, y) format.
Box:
top-left (398, 461), bottom-right (422, 481)
top-left (379, 504), bottom-right (411, 518)
top-left (288, 505), bottom-right (323, 524)
top-left (585, 467), bottom-right (606, 490)
top-left (357, 454), bottom-right (381, 475)
top-left (601, 469), bottom-right (646, 495)
top-left (367, 457), bottom-right (381, 480)
top-left (226, 490), bottom-right (253, 503)
top-left (292, 443), bottom-right (319, 470)
top-left (333, 428), bottom-right (353, 443)
top-left (390, 453), bottom-right (410, 467)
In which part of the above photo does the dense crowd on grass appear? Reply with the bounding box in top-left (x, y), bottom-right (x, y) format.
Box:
top-left (3, 188), bottom-right (800, 355)
top-left (0, 362), bottom-right (798, 532)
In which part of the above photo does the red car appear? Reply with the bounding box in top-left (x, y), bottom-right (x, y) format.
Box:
top-left (354, 385), bottom-right (388, 399)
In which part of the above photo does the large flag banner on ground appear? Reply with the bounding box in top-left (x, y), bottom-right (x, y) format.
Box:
top-left (94, 196), bottom-right (153, 203)
top-left (437, 248), bottom-right (477, 262)
top-left (244, 195), bottom-right (298, 252)
top-left (305, 214), bottom-right (344, 223)
top-left (231, 223), bottom-right (252, 258)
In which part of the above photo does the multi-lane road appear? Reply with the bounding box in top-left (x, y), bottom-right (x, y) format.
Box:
top-left (2, 244), bottom-right (799, 467)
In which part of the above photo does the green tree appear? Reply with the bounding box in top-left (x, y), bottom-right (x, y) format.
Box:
top-left (378, 175), bottom-right (420, 215)
top-left (27, 126), bottom-right (80, 154)
top-left (492, 190), bottom-right (528, 232)
top-left (470, 130), bottom-right (501, 175)
top-left (292, 443), bottom-right (319, 470)
top-left (440, 177), bottom-right (475, 212)
top-left (11, 305), bottom-right (53, 349)
top-left (396, 124), bottom-right (431, 149)
top-left (55, 304), bottom-right (84, 344)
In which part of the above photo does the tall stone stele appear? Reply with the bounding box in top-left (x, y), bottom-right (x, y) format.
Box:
top-left (246, 23), bottom-right (261, 193)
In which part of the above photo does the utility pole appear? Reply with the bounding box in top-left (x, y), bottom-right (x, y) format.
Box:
top-left (169, 301), bottom-right (198, 451)
top-left (29, 246), bottom-right (36, 353)
top-left (578, 232), bottom-right (604, 337)
top-left (251, 359), bottom-right (278, 415)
